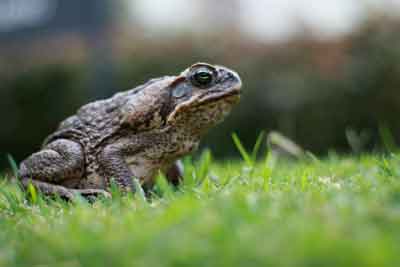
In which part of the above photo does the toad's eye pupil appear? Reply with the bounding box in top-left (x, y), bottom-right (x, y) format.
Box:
top-left (195, 72), bottom-right (211, 83)
top-left (193, 71), bottom-right (213, 87)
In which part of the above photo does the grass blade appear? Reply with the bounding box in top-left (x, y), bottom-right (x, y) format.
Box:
top-left (379, 124), bottom-right (397, 153)
top-left (182, 156), bottom-right (197, 188)
top-left (196, 149), bottom-right (212, 185)
top-left (133, 178), bottom-right (147, 203)
top-left (27, 182), bottom-right (38, 204)
top-left (251, 131), bottom-right (265, 162)
top-left (7, 154), bottom-right (19, 178)
top-left (155, 172), bottom-right (174, 199)
top-left (232, 133), bottom-right (253, 166)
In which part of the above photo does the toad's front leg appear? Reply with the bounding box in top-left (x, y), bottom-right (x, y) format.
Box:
top-left (98, 143), bottom-right (139, 193)
top-left (98, 135), bottom-right (183, 193)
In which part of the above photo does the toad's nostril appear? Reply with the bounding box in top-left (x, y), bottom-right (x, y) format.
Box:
top-left (227, 72), bottom-right (234, 79)
top-left (221, 72), bottom-right (235, 82)
top-left (223, 71), bottom-right (242, 88)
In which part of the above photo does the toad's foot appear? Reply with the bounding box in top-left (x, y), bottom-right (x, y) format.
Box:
top-left (21, 179), bottom-right (111, 201)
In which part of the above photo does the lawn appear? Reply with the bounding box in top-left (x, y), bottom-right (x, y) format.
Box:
top-left (1, 150), bottom-right (400, 267)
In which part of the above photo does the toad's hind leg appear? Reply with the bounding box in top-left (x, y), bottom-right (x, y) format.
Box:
top-left (19, 139), bottom-right (84, 183)
top-left (18, 139), bottom-right (106, 200)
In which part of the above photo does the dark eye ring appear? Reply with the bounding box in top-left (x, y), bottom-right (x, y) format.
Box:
top-left (191, 68), bottom-right (215, 88)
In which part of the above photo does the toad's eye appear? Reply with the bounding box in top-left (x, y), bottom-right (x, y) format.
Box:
top-left (190, 68), bottom-right (215, 88)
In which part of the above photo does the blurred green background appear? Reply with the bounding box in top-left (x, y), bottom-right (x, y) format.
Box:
top-left (1, 0), bottom-right (400, 169)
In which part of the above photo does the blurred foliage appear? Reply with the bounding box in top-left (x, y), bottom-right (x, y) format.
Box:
top-left (1, 17), bottom-right (400, 169)
top-left (116, 17), bottom-right (400, 157)
top-left (0, 64), bottom-right (88, 168)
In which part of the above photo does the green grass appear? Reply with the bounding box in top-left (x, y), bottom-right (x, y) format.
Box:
top-left (1, 152), bottom-right (400, 267)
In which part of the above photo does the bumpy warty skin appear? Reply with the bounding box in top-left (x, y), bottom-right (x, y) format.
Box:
top-left (18, 63), bottom-right (242, 200)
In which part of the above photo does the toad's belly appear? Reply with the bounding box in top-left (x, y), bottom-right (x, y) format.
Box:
top-left (125, 156), bottom-right (164, 186)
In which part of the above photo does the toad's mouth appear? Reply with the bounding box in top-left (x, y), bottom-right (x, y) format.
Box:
top-left (197, 87), bottom-right (241, 105)
top-left (166, 85), bottom-right (241, 124)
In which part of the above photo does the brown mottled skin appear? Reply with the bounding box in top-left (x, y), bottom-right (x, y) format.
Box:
top-left (18, 63), bottom-right (242, 200)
